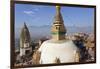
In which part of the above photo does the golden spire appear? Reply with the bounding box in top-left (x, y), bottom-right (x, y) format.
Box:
top-left (51, 5), bottom-right (66, 41)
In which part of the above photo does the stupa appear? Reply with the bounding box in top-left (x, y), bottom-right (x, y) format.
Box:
top-left (37, 6), bottom-right (80, 64)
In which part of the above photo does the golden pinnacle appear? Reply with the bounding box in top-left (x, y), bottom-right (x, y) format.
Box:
top-left (56, 5), bottom-right (61, 10)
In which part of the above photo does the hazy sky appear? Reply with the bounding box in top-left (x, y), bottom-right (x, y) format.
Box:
top-left (15, 4), bottom-right (94, 28)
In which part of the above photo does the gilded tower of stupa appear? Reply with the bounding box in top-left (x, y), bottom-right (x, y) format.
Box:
top-left (51, 6), bottom-right (66, 40)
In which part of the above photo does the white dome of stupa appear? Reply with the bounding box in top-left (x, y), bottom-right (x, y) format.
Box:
top-left (38, 39), bottom-right (80, 64)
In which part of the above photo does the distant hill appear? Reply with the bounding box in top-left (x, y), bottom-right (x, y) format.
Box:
top-left (15, 25), bottom-right (94, 40)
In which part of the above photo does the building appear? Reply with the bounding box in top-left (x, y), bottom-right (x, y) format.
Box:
top-left (20, 23), bottom-right (32, 56)
top-left (33, 6), bottom-right (80, 64)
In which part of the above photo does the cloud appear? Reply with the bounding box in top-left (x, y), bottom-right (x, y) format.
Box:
top-left (23, 11), bottom-right (35, 15)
